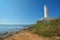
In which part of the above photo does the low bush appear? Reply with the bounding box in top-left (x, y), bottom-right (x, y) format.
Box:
top-left (24, 17), bottom-right (60, 37)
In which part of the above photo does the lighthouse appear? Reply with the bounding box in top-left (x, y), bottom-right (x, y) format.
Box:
top-left (37, 5), bottom-right (49, 22)
top-left (44, 5), bottom-right (48, 19)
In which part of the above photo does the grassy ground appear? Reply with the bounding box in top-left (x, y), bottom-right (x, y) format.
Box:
top-left (23, 17), bottom-right (60, 37)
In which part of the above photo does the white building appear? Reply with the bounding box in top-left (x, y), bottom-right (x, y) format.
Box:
top-left (44, 5), bottom-right (48, 19)
top-left (39, 5), bottom-right (50, 22)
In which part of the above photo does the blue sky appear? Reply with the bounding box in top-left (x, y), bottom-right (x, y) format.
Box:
top-left (0, 0), bottom-right (60, 24)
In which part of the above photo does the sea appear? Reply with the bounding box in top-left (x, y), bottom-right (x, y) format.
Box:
top-left (0, 25), bottom-right (27, 33)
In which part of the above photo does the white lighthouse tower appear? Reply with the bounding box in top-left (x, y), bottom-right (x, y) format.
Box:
top-left (44, 5), bottom-right (48, 19)
top-left (37, 5), bottom-right (49, 22)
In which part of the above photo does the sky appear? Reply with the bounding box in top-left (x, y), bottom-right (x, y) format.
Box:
top-left (0, 0), bottom-right (60, 24)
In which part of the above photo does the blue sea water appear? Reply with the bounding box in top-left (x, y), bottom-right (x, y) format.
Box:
top-left (0, 25), bottom-right (26, 32)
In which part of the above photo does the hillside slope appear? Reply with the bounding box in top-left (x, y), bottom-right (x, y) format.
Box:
top-left (2, 17), bottom-right (60, 40)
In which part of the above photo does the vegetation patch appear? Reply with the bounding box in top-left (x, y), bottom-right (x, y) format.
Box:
top-left (23, 17), bottom-right (60, 37)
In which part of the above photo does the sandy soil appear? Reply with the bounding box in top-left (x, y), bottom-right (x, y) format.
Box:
top-left (5, 31), bottom-right (50, 40)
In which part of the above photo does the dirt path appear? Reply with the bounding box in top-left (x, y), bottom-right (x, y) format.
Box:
top-left (5, 31), bottom-right (50, 40)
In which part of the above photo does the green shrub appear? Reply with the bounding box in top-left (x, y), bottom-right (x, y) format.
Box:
top-left (0, 38), bottom-right (4, 40)
top-left (6, 34), bottom-right (13, 38)
top-left (22, 17), bottom-right (60, 37)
